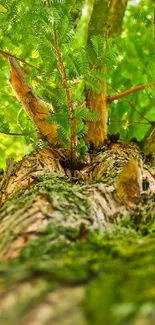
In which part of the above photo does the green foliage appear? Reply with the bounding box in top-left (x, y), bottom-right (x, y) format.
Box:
top-left (108, 2), bottom-right (155, 141)
top-left (132, 12), bottom-right (153, 27)
top-left (36, 9), bottom-right (102, 156)
top-left (0, 114), bottom-right (10, 134)
top-left (0, 0), bottom-right (155, 165)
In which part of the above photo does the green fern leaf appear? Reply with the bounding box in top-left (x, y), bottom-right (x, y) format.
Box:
top-left (84, 77), bottom-right (101, 93)
top-left (91, 35), bottom-right (104, 57)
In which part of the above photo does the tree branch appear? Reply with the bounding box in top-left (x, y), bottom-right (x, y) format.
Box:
top-left (53, 29), bottom-right (77, 167)
top-left (0, 49), bottom-right (35, 68)
top-left (0, 131), bottom-right (24, 136)
top-left (9, 57), bottom-right (57, 145)
top-left (108, 83), bottom-right (152, 125)
top-left (107, 81), bottom-right (155, 103)
top-left (107, 0), bottom-right (128, 37)
top-left (47, 0), bottom-right (51, 7)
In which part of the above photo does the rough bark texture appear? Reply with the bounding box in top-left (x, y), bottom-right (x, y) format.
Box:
top-left (0, 142), bottom-right (155, 324)
top-left (9, 57), bottom-right (58, 146)
top-left (85, 83), bottom-right (108, 148)
top-left (1, 2), bottom-right (155, 323)
top-left (0, 143), bottom-right (155, 261)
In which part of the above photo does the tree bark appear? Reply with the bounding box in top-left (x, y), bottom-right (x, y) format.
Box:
top-left (1, 2), bottom-right (155, 323)
top-left (86, 0), bottom-right (129, 148)
top-left (0, 143), bottom-right (154, 324)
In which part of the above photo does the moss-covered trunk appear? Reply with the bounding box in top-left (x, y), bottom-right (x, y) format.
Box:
top-left (0, 144), bottom-right (155, 324)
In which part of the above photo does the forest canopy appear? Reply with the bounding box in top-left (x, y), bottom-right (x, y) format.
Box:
top-left (0, 0), bottom-right (154, 168)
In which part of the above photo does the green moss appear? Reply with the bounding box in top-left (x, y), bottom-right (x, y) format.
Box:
top-left (0, 174), bottom-right (155, 323)
top-left (0, 224), bottom-right (155, 323)
top-left (36, 173), bottom-right (92, 218)
top-left (0, 173), bottom-right (93, 257)
top-left (85, 231), bottom-right (155, 325)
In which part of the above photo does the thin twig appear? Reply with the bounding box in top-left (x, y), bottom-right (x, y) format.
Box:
top-left (126, 100), bottom-right (152, 125)
top-left (0, 49), bottom-right (35, 68)
top-left (0, 131), bottom-right (24, 136)
top-left (109, 120), bottom-right (150, 125)
top-left (107, 81), bottom-right (155, 103)
top-left (108, 83), bottom-right (152, 125)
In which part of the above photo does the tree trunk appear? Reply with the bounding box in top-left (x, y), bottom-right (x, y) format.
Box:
top-left (1, 2), bottom-right (155, 324)
top-left (0, 143), bottom-right (154, 324)
top-left (86, 0), bottom-right (129, 148)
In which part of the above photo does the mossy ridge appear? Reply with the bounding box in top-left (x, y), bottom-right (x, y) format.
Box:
top-left (0, 225), bottom-right (155, 323)
top-left (2, 172), bottom-right (93, 219)
top-left (0, 173), bottom-right (155, 323)
top-left (36, 173), bottom-right (93, 218)
top-left (0, 173), bottom-right (93, 257)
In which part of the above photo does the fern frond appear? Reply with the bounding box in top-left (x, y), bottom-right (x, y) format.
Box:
top-left (76, 139), bottom-right (88, 158)
top-left (73, 107), bottom-right (100, 121)
top-left (84, 77), bottom-right (101, 93)
top-left (75, 120), bottom-right (88, 137)
top-left (57, 125), bottom-right (70, 147)
top-left (90, 69), bottom-right (105, 82)
top-left (91, 35), bottom-right (104, 57)
top-left (47, 106), bottom-right (69, 130)
top-left (74, 50), bottom-right (89, 75)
